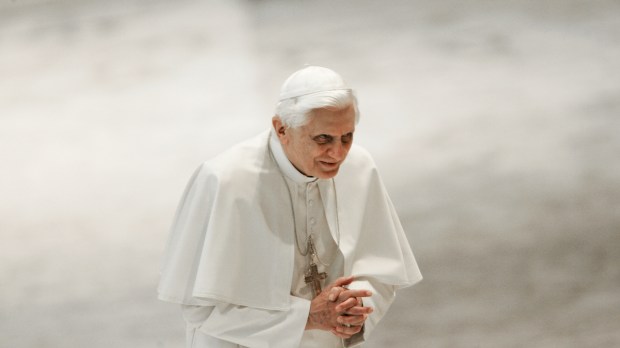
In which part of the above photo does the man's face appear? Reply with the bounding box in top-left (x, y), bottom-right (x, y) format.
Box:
top-left (274, 106), bottom-right (356, 179)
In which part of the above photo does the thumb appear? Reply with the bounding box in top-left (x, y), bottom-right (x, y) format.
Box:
top-left (328, 286), bottom-right (342, 302)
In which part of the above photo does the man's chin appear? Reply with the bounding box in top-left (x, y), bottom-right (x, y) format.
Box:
top-left (315, 167), bottom-right (340, 179)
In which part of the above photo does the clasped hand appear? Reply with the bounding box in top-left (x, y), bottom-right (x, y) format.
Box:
top-left (305, 276), bottom-right (373, 339)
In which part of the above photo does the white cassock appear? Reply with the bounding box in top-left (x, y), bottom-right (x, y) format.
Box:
top-left (158, 130), bottom-right (422, 348)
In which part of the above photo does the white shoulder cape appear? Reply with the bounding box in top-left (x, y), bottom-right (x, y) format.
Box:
top-left (158, 130), bottom-right (422, 311)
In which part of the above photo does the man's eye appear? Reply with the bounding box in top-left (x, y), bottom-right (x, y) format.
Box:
top-left (314, 135), bottom-right (332, 144)
top-left (341, 133), bottom-right (353, 144)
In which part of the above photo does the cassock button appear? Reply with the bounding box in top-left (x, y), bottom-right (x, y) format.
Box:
top-left (308, 199), bottom-right (314, 207)
top-left (310, 217), bottom-right (316, 225)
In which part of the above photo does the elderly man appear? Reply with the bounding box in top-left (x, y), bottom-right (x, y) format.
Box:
top-left (158, 66), bottom-right (422, 347)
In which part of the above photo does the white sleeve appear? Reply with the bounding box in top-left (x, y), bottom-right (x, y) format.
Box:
top-left (182, 296), bottom-right (311, 348)
top-left (343, 278), bottom-right (396, 347)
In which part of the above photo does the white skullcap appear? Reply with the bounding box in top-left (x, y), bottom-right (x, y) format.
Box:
top-left (278, 66), bottom-right (351, 101)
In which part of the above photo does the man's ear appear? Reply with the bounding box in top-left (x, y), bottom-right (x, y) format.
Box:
top-left (272, 117), bottom-right (287, 141)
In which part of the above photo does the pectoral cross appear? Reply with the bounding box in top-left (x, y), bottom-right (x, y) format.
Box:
top-left (303, 236), bottom-right (327, 298)
top-left (304, 262), bottom-right (327, 298)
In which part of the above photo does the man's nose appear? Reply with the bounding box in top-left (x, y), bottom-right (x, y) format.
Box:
top-left (328, 141), bottom-right (347, 160)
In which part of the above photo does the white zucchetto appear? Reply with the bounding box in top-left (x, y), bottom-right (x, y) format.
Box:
top-left (278, 66), bottom-right (352, 101)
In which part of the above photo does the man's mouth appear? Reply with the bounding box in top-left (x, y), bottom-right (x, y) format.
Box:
top-left (319, 161), bottom-right (339, 169)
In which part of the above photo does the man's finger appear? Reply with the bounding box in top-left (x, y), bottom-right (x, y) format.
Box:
top-left (331, 276), bottom-right (354, 288)
top-left (338, 314), bottom-right (367, 327)
top-left (337, 289), bottom-right (372, 302)
top-left (345, 305), bottom-right (373, 315)
top-left (335, 297), bottom-right (359, 312)
top-left (334, 323), bottom-right (363, 336)
top-left (330, 328), bottom-right (353, 339)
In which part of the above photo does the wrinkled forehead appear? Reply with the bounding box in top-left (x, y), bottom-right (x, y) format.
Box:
top-left (301, 106), bottom-right (356, 133)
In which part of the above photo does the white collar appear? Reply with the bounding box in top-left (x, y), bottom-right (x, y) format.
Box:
top-left (269, 129), bottom-right (317, 184)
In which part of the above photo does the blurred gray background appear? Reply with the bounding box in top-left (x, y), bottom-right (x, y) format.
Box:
top-left (1, 0), bottom-right (619, 347)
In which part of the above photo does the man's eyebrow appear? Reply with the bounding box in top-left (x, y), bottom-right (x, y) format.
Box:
top-left (314, 129), bottom-right (355, 136)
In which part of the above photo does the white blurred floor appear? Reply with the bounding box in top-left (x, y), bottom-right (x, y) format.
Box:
top-left (1, 0), bottom-right (619, 347)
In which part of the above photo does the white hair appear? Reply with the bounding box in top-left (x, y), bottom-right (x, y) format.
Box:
top-left (275, 89), bottom-right (360, 128)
